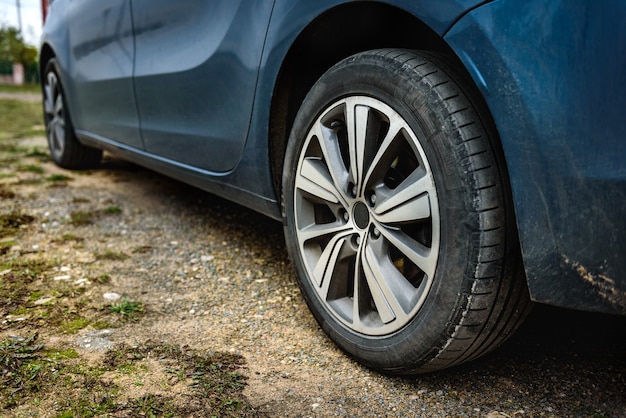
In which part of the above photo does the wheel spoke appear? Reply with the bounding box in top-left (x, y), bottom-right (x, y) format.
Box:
top-left (296, 157), bottom-right (343, 204)
top-left (311, 123), bottom-right (350, 204)
top-left (361, 243), bottom-right (406, 324)
top-left (44, 73), bottom-right (57, 115)
top-left (54, 96), bottom-right (63, 116)
top-left (374, 220), bottom-right (437, 278)
top-left (297, 221), bottom-right (352, 245)
top-left (44, 84), bottom-right (54, 115)
top-left (362, 116), bottom-right (403, 188)
top-left (363, 238), bottom-right (416, 323)
top-left (53, 122), bottom-right (64, 146)
top-left (311, 231), bottom-right (352, 292)
top-left (345, 100), bottom-right (370, 194)
top-left (373, 171), bottom-right (435, 223)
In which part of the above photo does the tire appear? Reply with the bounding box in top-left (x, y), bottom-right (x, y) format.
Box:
top-left (282, 49), bottom-right (531, 374)
top-left (43, 59), bottom-right (102, 169)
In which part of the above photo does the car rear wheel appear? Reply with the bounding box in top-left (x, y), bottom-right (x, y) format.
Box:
top-left (282, 49), bottom-right (531, 374)
top-left (43, 59), bottom-right (102, 169)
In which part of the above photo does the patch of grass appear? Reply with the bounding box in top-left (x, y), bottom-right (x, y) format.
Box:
top-left (0, 211), bottom-right (35, 238)
top-left (28, 290), bottom-right (45, 301)
top-left (68, 206), bottom-right (124, 226)
top-left (0, 334), bottom-right (46, 408)
top-left (0, 84), bottom-right (40, 94)
top-left (18, 164), bottom-right (45, 174)
top-left (91, 321), bottom-right (113, 330)
top-left (46, 174), bottom-right (72, 183)
top-left (95, 250), bottom-right (130, 261)
top-left (0, 257), bottom-right (51, 281)
top-left (0, 185), bottom-right (16, 199)
top-left (92, 273), bottom-right (110, 284)
top-left (109, 297), bottom-right (143, 319)
top-left (0, 258), bottom-right (53, 323)
top-left (52, 233), bottom-right (84, 244)
top-left (46, 348), bottom-right (80, 361)
top-left (103, 205), bottom-right (122, 215)
top-left (25, 147), bottom-right (49, 159)
top-left (0, 239), bottom-right (14, 255)
top-left (61, 317), bottom-right (91, 334)
top-left (69, 210), bottom-right (96, 226)
top-left (0, 99), bottom-right (45, 140)
top-left (132, 245), bottom-right (153, 254)
top-left (1, 337), bottom-right (256, 417)
top-left (102, 342), bottom-right (255, 417)
top-left (71, 197), bottom-right (90, 203)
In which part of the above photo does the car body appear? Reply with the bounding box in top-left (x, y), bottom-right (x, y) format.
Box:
top-left (40, 0), bottom-right (626, 373)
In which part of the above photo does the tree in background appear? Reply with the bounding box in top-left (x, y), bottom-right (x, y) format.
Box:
top-left (0, 25), bottom-right (38, 83)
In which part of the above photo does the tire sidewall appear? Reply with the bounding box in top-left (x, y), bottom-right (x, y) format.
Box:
top-left (44, 59), bottom-right (74, 166)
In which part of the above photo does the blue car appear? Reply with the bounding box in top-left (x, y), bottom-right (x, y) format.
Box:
top-left (40, 0), bottom-right (626, 374)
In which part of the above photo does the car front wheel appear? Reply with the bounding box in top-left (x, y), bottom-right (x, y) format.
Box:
top-left (282, 49), bottom-right (530, 374)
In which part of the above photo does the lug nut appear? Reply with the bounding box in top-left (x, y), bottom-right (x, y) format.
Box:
top-left (369, 193), bottom-right (377, 206)
top-left (373, 227), bottom-right (380, 238)
top-left (330, 120), bottom-right (343, 130)
top-left (342, 211), bottom-right (349, 222)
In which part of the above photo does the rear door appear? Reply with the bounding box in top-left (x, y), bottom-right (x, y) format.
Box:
top-left (131, 0), bottom-right (275, 172)
top-left (66, 0), bottom-right (142, 148)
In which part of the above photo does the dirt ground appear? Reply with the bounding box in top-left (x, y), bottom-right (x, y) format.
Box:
top-left (1, 134), bottom-right (625, 417)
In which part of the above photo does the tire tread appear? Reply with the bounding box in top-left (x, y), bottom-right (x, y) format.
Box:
top-left (365, 49), bottom-right (531, 374)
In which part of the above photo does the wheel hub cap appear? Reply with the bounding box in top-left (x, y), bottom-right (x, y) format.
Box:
top-left (293, 96), bottom-right (440, 336)
top-left (352, 202), bottom-right (370, 229)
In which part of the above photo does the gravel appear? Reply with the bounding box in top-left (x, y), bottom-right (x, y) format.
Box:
top-left (2, 136), bottom-right (625, 417)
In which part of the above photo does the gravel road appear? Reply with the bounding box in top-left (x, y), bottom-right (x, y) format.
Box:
top-left (3, 135), bottom-right (625, 417)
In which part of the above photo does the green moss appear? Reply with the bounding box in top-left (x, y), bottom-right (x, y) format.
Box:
top-left (46, 348), bottom-right (79, 361)
top-left (92, 273), bottom-right (111, 284)
top-left (28, 290), bottom-right (45, 301)
top-left (103, 206), bottom-right (122, 215)
top-left (61, 317), bottom-right (90, 334)
top-left (52, 233), bottom-right (84, 244)
top-left (95, 251), bottom-right (130, 261)
top-left (18, 164), bottom-right (44, 174)
top-left (46, 174), bottom-right (72, 182)
top-left (91, 321), bottom-right (112, 330)
top-left (69, 210), bottom-right (95, 226)
top-left (0, 211), bottom-right (35, 237)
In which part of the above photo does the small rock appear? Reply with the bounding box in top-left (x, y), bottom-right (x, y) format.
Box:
top-left (33, 297), bottom-right (54, 305)
top-left (76, 330), bottom-right (114, 351)
top-left (103, 292), bottom-right (121, 301)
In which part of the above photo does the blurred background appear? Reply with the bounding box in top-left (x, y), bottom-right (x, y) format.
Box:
top-left (0, 0), bottom-right (45, 86)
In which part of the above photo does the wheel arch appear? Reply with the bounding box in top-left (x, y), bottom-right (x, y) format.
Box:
top-left (39, 44), bottom-right (56, 91)
top-left (267, 2), bottom-right (459, 200)
top-left (265, 2), bottom-right (529, 314)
